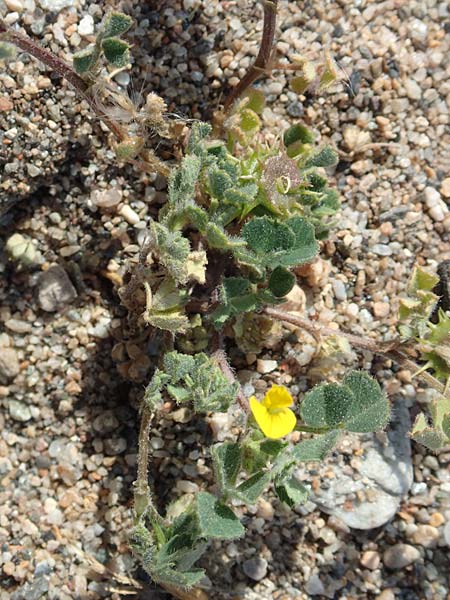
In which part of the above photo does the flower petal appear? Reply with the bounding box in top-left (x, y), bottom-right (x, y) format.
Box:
top-left (263, 408), bottom-right (297, 439)
top-left (263, 384), bottom-right (294, 409)
top-left (250, 396), bottom-right (271, 433)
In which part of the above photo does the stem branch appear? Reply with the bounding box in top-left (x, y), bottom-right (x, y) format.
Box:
top-left (0, 18), bottom-right (126, 140)
top-left (263, 306), bottom-right (449, 398)
top-left (223, 0), bottom-right (278, 111)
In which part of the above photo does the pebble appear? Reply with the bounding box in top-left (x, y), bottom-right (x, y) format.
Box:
top-left (332, 279), bottom-right (347, 301)
top-left (119, 204), bottom-right (140, 225)
top-left (360, 550), bottom-right (380, 570)
top-left (305, 574), bottom-right (325, 596)
top-left (38, 0), bottom-right (74, 10)
top-left (256, 359), bottom-right (277, 374)
top-left (243, 557), bottom-right (268, 581)
top-left (8, 399), bottom-right (32, 422)
top-left (373, 302), bottom-right (390, 318)
top-left (404, 79), bottom-right (422, 100)
top-left (443, 522), bottom-right (450, 546)
top-left (5, 0), bottom-right (23, 11)
top-left (383, 544), bottom-right (421, 570)
top-left (0, 346), bottom-right (20, 382)
top-left (5, 318), bottom-right (32, 333)
top-left (411, 525), bottom-right (440, 548)
top-left (78, 14), bottom-right (94, 36)
top-left (441, 178), bottom-right (450, 199)
top-left (91, 188), bottom-right (122, 208)
top-left (36, 265), bottom-right (78, 312)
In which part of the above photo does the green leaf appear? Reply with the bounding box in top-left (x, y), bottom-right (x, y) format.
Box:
top-left (300, 373), bottom-right (390, 433)
top-left (410, 413), bottom-right (448, 451)
top-left (274, 476), bottom-right (309, 508)
top-left (269, 217), bottom-right (318, 268)
top-left (268, 266), bottom-right (296, 298)
top-left (239, 108), bottom-right (261, 134)
top-left (244, 88), bottom-right (265, 114)
top-left (343, 371), bottom-right (390, 432)
top-left (73, 45), bottom-right (99, 73)
top-left (260, 439), bottom-right (288, 457)
top-left (284, 124), bottom-right (315, 147)
top-left (292, 431), bottom-right (340, 462)
top-left (243, 217), bottom-right (295, 254)
top-left (234, 471), bottom-right (271, 504)
top-left (208, 168), bottom-right (233, 199)
top-left (101, 37), bottom-right (130, 68)
top-left (101, 12), bottom-right (133, 38)
top-left (212, 443), bottom-right (242, 492)
top-left (304, 146), bottom-right (338, 168)
top-left (187, 122), bottom-right (212, 157)
top-left (408, 265), bottom-right (440, 294)
top-left (196, 492), bottom-right (245, 540)
top-left (168, 155), bottom-right (201, 207)
top-left (300, 383), bottom-right (353, 429)
top-left (442, 413), bottom-right (450, 439)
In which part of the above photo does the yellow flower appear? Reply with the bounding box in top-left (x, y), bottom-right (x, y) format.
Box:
top-left (249, 385), bottom-right (297, 439)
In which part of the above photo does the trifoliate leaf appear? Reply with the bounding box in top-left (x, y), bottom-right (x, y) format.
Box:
top-left (343, 371), bottom-right (390, 432)
top-left (304, 146), bottom-right (338, 168)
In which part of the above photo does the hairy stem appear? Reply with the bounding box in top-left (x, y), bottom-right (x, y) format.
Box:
top-left (212, 347), bottom-right (249, 413)
top-left (134, 407), bottom-right (154, 519)
top-left (223, 0), bottom-right (278, 111)
top-left (264, 306), bottom-right (449, 398)
top-left (0, 18), bottom-right (126, 140)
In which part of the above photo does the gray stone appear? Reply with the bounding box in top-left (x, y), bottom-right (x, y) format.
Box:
top-left (305, 574), bottom-right (325, 596)
top-left (383, 543), bottom-right (420, 570)
top-left (9, 399), bottom-right (32, 422)
top-left (307, 400), bottom-right (413, 529)
top-left (0, 347), bottom-right (20, 382)
top-left (36, 265), bottom-right (77, 312)
top-left (243, 557), bottom-right (268, 581)
top-left (443, 521), bottom-right (450, 546)
top-left (12, 576), bottom-right (49, 600)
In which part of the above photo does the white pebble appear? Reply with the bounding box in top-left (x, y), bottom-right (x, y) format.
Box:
top-left (256, 359), bottom-right (277, 374)
top-left (78, 15), bottom-right (94, 37)
top-left (119, 205), bottom-right (140, 225)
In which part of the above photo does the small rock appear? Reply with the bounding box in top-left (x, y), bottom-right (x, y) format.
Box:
top-left (373, 302), bottom-right (390, 318)
top-left (37, 265), bottom-right (77, 312)
top-left (243, 557), bottom-right (268, 581)
top-left (305, 574), bottom-right (325, 596)
top-left (38, 0), bottom-right (74, 10)
top-left (92, 411), bottom-right (119, 434)
top-left (441, 178), bottom-right (450, 198)
top-left (119, 204), bottom-right (140, 225)
top-left (9, 399), bottom-right (32, 422)
top-left (5, 0), bottom-right (24, 10)
top-left (0, 347), bottom-right (20, 382)
top-left (332, 279), bottom-right (347, 301)
top-left (91, 188), bottom-right (122, 208)
top-left (411, 524), bottom-right (440, 548)
top-left (383, 544), bottom-right (420, 570)
top-left (377, 591), bottom-right (396, 600)
top-left (256, 359), bottom-right (277, 374)
top-left (428, 512), bottom-right (444, 527)
top-left (404, 79), bottom-right (421, 100)
top-left (5, 318), bottom-right (32, 333)
top-left (172, 407), bottom-right (192, 423)
top-left (360, 550), bottom-right (381, 570)
top-left (257, 498), bottom-right (275, 520)
top-left (424, 186), bottom-right (441, 208)
top-left (176, 480), bottom-right (199, 494)
top-left (104, 437), bottom-right (127, 455)
top-left (443, 521), bottom-right (450, 546)
top-left (78, 14), bottom-right (94, 36)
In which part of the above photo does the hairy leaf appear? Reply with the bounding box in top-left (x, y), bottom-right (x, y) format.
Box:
top-left (101, 38), bottom-right (130, 67)
top-left (212, 443), bottom-right (242, 492)
top-left (274, 476), bottom-right (309, 508)
top-left (196, 492), bottom-right (244, 539)
top-left (268, 267), bottom-right (296, 298)
top-left (101, 11), bottom-right (133, 38)
top-left (234, 471), bottom-right (271, 504)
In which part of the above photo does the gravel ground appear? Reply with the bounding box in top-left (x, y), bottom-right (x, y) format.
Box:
top-left (1, 0), bottom-right (450, 599)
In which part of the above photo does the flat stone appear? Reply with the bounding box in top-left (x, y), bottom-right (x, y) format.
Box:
top-left (411, 525), bottom-right (440, 548)
top-left (36, 265), bottom-right (77, 312)
top-left (306, 400), bottom-right (412, 529)
top-left (0, 347), bottom-right (20, 382)
top-left (360, 550), bottom-right (380, 570)
top-left (383, 543), bottom-right (420, 570)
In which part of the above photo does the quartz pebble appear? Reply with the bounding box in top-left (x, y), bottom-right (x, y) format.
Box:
top-left (37, 265), bottom-right (77, 312)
